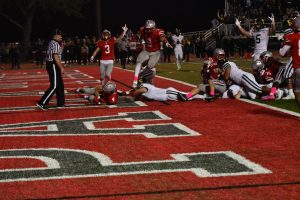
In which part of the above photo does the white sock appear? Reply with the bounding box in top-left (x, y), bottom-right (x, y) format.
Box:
top-left (134, 63), bottom-right (141, 78)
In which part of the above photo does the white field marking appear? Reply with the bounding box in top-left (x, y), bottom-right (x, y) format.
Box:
top-left (0, 156), bottom-right (60, 172)
top-left (240, 99), bottom-right (300, 118)
top-left (0, 124), bottom-right (58, 132)
top-left (0, 104), bottom-right (102, 113)
top-left (0, 149), bottom-right (271, 183)
top-left (83, 122), bottom-right (199, 138)
top-left (0, 110), bottom-right (169, 127)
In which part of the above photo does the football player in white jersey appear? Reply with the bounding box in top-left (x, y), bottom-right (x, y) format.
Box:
top-left (221, 60), bottom-right (271, 96)
top-left (235, 14), bottom-right (275, 63)
top-left (172, 28), bottom-right (184, 70)
top-left (120, 83), bottom-right (205, 102)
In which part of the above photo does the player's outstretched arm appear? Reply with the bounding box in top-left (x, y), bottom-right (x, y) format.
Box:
top-left (116, 24), bottom-right (128, 43)
top-left (235, 18), bottom-right (251, 37)
top-left (268, 13), bottom-right (276, 35)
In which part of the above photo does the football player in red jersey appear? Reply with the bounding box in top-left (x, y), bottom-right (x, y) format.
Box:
top-left (279, 16), bottom-right (300, 108)
top-left (132, 20), bottom-right (172, 87)
top-left (90, 25), bottom-right (128, 85)
top-left (178, 48), bottom-right (227, 102)
top-left (71, 81), bottom-right (118, 105)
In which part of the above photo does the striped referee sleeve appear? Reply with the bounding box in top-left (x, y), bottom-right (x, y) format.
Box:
top-left (46, 40), bottom-right (61, 61)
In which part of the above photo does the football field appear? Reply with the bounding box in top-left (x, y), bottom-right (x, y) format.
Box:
top-left (0, 65), bottom-right (299, 199)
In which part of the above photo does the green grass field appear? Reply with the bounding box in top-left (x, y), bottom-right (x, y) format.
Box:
top-left (122, 58), bottom-right (300, 114)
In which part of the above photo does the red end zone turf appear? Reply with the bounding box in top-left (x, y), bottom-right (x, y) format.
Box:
top-left (0, 66), bottom-right (299, 200)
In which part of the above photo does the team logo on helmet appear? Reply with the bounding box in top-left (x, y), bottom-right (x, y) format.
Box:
top-left (103, 81), bottom-right (116, 95)
top-left (251, 59), bottom-right (265, 72)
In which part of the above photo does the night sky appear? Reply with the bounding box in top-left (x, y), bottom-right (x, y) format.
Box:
top-left (0, 0), bottom-right (224, 42)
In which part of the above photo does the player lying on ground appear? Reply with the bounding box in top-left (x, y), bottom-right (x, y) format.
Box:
top-left (119, 83), bottom-right (205, 102)
top-left (178, 48), bottom-right (227, 102)
top-left (71, 81), bottom-right (118, 105)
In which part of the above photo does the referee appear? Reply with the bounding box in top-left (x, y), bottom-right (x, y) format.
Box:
top-left (36, 29), bottom-right (66, 110)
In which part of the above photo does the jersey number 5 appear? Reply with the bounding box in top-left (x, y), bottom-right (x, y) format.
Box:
top-left (255, 34), bottom-right (261, 44)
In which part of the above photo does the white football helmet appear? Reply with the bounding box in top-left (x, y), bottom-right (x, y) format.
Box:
top-left (145, 20), bottom-right (156, 29)
top-left (103, 81), bottom-right (116, 95)
top-left (102, 29), bottom-right (111, 40)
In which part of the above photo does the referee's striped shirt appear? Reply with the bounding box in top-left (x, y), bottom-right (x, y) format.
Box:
top-left (46, 40), bottom-right (62, 62)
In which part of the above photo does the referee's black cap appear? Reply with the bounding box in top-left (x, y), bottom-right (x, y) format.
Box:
top-left (51, 28), bottom-right (63, 37)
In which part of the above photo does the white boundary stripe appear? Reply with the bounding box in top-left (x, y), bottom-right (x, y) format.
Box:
top-left (240, 99), bottom-right (300, 118)
top-left (150, 72), bottom-right (300, 118)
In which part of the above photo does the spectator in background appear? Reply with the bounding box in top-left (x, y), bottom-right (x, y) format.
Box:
top-left (196, 33), bottom-right (206, 60)
top-left (119, 37), bottom-right (128, 69)
top-left (183, 39), bottom-right (192, 62)
top-left (10, 42), bottom-right (21, 70)
top-left (163, 32), bottom-right (173, 63)
top-left (34, 38), bottom-right (45, 68)
top-left (81, 39), bottom-right (89, 65)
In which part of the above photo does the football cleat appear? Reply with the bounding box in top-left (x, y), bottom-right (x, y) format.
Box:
top-left (275, 89), bottom-right (284, 100)
top-left (177, 93), bottom-right (188, 101)
top-left (36, 103), bottom-right (48, 110)
top-left (205, 95), bottom-right (216, 102)
top-left (282, 93), bottom-right (295, 100)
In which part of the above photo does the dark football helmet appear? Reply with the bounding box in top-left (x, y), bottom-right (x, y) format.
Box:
top-left (254, 18), bottom-right (265, 30)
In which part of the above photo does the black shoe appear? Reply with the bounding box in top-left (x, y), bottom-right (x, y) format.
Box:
top-left (36, 103), bottom-right (48, 110)
top-left (178, 93), bottom-right (188, 101)
top-left (205, 95), bottom-right (216, 102)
